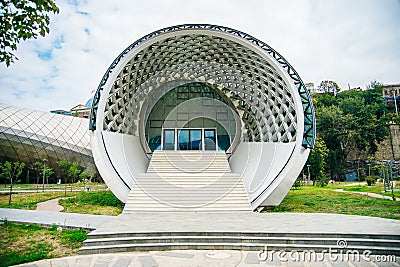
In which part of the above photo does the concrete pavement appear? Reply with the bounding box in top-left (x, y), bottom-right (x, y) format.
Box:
top-left (35, 198), bottom-right (65, 212)
top-left (0, 208), bottom-right (112, 229)
top-left (2, 208), bottom-right (400, 266)
top-left (14, 251), bottom-right (400, 266)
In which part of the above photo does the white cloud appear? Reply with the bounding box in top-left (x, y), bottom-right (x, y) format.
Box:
top-left (0, 0), bottom-right (399, 111)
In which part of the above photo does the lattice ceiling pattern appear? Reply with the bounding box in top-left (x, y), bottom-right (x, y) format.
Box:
top-left (0, 104), bottom-right (95, 171)
top-left (102, 34), bottom-right (297, 143)
top-left (91, 25), bottom-right (315, 148)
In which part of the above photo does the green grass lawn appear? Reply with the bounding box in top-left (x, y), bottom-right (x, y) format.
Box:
top-left (0, 183), bottom-right (108, 192)
top-left (59, 191), bottom-right (124, 215)
top-left (264, 184), bottom-right (400, 219)
top-left (0, 190), bottom-right (123, 215)
top-left (0, 191), bottom-right (79, 209)
top-left (0, 221), bottom-right (87, 267)
top-left (342, 184), bottom-right (400, 198)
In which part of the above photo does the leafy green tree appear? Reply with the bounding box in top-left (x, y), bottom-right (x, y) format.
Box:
top-left (31, 161), bottom-right (53, 189)
top-left (338, 91), bottom-right (388, 155)
top-left (43, 165), bottom-right (53, 185)
top-left (317, 105), bottom-right (354, 156)
top-left (314, 81), bottom-right (389, 180)
top-left (307, 137), bottom-right (329, 181)
top-left (79, 171), bottom-right (90, 190)
top-left (30, 161), bottom-right (43, 190)
top-left (67, 162), bottom-right (82, 190)
top-left (312, 92), bottom-right (337, 109)
top-left (317, 105), bottom-right (352, 181)
top-left (57, 160), bottom-right (71, 196)
top-left (1, 0), bottom-right (59, 66)
top-left (1, 161), bottom-right (25, 205)
top-left (318, 80), bottom-right (340, 95)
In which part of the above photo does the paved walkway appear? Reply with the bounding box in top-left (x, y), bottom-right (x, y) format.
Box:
top-left (334, 189), bottom-right (400, 201)
top-left (35, 198), bottom-right (65, 212)
top-left (0, 208), bottom-right (112, 229)
top-left (14, 251), bottom-right (400, 267)
top-left (2, 209), bottom-right (400, 266)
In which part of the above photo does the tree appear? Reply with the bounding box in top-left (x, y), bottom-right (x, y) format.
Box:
top-left (317, 105), bottom-right (353, 180)
top-left (30, 161), bottom-right (43, 191)
top-left (1, 161), bottom-right (25, 205)
top-left (366, 80), bottom-right (383, 91)
top-left (307, 137), bottom-right (329, 182)
top-left (0, 0), bottom-right (59, 66)
top-left (318, 80), bottom-right (340, 95)
top-left (67, 162), bottom-right (82, 191)
top-left (312, 92), bottom-right (337, 109)
top-left (314, 84), bottom-right (389, 180)
top-left (338, 92), bottom-right (389, 155)
top-left (29, 160), bottom-right (53, 190)
top-left (79, 171), bottom-right (90, 190)
top-left (43, 165), bottom-right (53, 186)
top-left (57, 160), bottom-right (71, 196)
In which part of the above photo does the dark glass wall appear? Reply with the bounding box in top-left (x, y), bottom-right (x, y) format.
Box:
top-left (145, 82), bottom-right (236, 151)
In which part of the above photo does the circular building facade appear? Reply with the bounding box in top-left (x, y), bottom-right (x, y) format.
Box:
top-left (90, 24), bottom-right (315, 210)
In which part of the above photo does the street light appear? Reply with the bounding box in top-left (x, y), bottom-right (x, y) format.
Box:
top-left (42, 159), bottom-right (47, 192)
top-left (307, 164), bottom-right (311, 185)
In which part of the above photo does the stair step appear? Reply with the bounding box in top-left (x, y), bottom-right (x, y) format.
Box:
top-left (126, 150), bottom-right (250, 212)
top-left (79, 242), bottom-right (400, 255)
top-left (85, 232), bottom-right (400, 240)
top-left (83, 236), bottom-right (400, 247)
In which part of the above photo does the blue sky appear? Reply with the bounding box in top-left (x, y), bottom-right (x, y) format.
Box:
top-left (0, 0), bottom-right (399, 111)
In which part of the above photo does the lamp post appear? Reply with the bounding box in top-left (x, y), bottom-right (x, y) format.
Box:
top-left (393, 89), bottom-right (398, 115)
top-left (42, 159), bottom-right (47, 192)
top-left (307, 164), bottom-right (311, 185)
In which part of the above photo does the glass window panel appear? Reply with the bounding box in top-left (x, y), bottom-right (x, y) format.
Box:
top-left (217, 135), bottom-right (230, 151)
top-left (204, 129), bottom-right (216, 150)
top-left (178, 129), bottom-right (189, 150)
top-left (163, 129), bottom-right (175, 150)
top-left (177, 92), bottom-right (189, 99)
top-left (149, 135), bottom-right (161, 151)
top-left (190, 129), bottom-right (201, 150)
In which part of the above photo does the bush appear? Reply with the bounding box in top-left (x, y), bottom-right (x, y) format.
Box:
top-left (316, 176), bottom-right (328, 187)
top-left (366, 176), bottom-right (378, 186)
top-left (292, 176), bottom-right (303, 190)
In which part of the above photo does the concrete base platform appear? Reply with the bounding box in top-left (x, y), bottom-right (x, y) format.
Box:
top-left (80, 212), bottom-right (400, 255)
top-left (92, 212), bottom-right (400, 235)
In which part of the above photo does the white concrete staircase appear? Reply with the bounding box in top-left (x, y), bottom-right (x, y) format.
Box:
top-left (123, 151), bottom-right (251, 212)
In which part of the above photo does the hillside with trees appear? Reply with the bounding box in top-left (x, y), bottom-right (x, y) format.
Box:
top-left (307, 81), bottom-right (391, 182)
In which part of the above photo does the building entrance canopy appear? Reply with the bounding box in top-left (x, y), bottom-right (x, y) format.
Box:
top-left (89, 24), bottom-right (316, 210)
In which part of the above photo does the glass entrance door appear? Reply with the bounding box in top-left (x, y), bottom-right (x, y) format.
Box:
top-left (178, 129), bottom-right (202, 150)
top-left (161, 128), bottom-right (217, 151)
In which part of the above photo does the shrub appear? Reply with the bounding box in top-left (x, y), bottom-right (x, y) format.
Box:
top-left (292, 176), bottom-right (303, 190)
top-left (316, 176), bottom-right (328, 187)
top-left (366, 176), bottom-right (378, 186)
